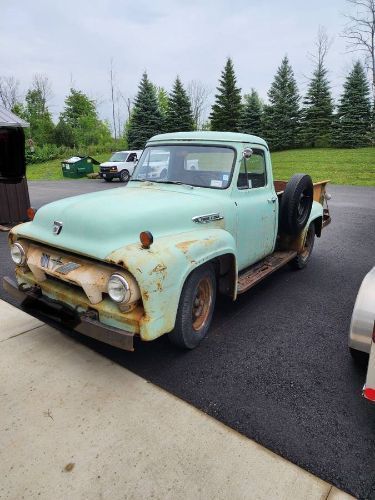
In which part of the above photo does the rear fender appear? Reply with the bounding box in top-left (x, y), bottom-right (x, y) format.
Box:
top-left (308, 201), bottom-right (324, 237)
top-left (106, 229), bottom-right (237, 341)
top-left (279, 201), bottom-right (323, 253)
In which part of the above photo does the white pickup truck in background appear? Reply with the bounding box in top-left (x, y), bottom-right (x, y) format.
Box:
top-left (99, 150), bottom-right (143, 182)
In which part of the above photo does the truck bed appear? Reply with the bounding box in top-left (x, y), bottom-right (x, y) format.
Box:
top-left (274, 179), bottom-right (330, 202)
top-left (274, 179), bottom-right (331, 228)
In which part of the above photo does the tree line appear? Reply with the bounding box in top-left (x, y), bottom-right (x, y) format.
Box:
top-left (126, 53), bottom-right (373, 151)
top-left (0, 0), bottom-right (374, 158)
top-left (0, 53), bottom-right (372, 159)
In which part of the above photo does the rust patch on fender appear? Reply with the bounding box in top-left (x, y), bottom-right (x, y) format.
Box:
top-left (175, 240), bottom-right (198, 254)
top-left (150, 263), bottom-right (167, 274)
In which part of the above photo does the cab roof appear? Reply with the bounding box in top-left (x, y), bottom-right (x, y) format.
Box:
top-left (147, 131), bottom-right (268, 149)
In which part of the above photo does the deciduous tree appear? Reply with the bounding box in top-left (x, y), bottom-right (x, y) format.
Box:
top-left (60, 88), bottom-right (111, 146)
top-left (187, 80), bottom-right (211, 130)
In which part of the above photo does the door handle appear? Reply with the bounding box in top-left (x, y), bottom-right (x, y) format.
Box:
top-left (267, 196), bottom-right (277, 203)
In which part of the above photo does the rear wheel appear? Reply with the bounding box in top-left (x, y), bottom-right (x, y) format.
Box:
top-left (168, 264), bottom-right (216, 349)
top-left (291, 223), bottom-right (315, 269)
top-left (120, 169), bottom-right (130, 182)
top-left (280, 174), bottom-right (313, 235)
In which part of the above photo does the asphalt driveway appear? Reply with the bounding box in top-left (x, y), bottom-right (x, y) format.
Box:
top-left (1, 180), bottom-right (375, 498)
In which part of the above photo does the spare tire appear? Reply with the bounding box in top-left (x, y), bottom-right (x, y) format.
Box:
top-left (279, 174), bottom-right (313, 235)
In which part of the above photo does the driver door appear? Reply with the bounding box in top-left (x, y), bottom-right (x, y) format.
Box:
top-left (234, 146), bottom-right (277, 271)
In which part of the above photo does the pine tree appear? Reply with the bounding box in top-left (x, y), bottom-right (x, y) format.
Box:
top-left (301, 30), bottom-right (333, 147)
top-left (165, 76), bottom-right (194, 132)
top-left (333, 61), bottom-right (371, 148)
top-left (239, 89), bottom-right (263, 136)
top-left (209, 58), bottom-right (242, 131)
top-left (301, 65), bottom-right (333, 147)
top-left (262, 56), bottom-right (300, 150)
top-left (126, 72), bottom-right (163, 149)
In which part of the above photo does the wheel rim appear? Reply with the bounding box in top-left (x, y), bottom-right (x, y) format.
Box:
top-left (121, 171), bottom-right (129, 181)
top-left (191, 277), bottom-right (212, 332)
top-left (297, 190), bottom-right (311, 221)
top-left (301, 227), bottom-right (314, 259)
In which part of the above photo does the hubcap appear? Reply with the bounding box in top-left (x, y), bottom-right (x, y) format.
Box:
top-left (192, 277), bottom-right (212, 332)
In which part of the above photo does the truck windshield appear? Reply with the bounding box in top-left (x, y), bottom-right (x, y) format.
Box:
top-left (131, 145), bottom-right (235, 189)
top-left (109, 152), bottom-right (128, 162)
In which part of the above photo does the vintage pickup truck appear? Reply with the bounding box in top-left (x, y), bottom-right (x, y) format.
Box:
top-left (3, 132), bottom-right (331, 350)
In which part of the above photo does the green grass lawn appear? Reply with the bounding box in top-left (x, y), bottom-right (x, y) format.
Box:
top-left (26, 153), bottom-right (110, 181)
top-left (271, 148), bottom-right (374, 186)
top-left (26, 148), bottom-right (374, 186)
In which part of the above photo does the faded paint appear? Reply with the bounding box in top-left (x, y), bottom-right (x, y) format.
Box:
top-left (107, 229), bottom-right (237, 341)
top-left (6, 132), bottom-right (331, 349)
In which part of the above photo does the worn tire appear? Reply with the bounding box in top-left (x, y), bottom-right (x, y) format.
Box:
top-left (280, 174), bottom-right (313, 235)
top-left (349, 347), bottom-right (369, 368)
top-left (120, 169), bottom-right (130, 182)
top-left (291, 223), bottom-right (315, 270)
top-left (168, 264), bottom-right (216, 349)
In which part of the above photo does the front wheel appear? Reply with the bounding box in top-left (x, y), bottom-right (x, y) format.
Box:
top-left (291, 223), bottom-right (315, 269)
top-left (168, 264), bottom-right (216, 349)
top-left (120, 170), bottom-right (130, 182)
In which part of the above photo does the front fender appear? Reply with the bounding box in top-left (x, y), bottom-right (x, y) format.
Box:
top-left (106, 229), bottom-right (237, 341)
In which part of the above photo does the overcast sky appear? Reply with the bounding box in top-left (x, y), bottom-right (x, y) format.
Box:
top-left (0, 0), bottom-right (361, 127)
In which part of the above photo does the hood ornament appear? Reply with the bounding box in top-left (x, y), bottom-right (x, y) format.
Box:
top-left (53, 221), bottom-right (63, 235)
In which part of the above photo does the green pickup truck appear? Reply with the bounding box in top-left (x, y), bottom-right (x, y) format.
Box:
top-left (4, 132), bottom-right (331, 351)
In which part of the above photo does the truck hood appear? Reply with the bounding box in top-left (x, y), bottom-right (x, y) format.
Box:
top-left (15, 184), bottom-right (231, 260)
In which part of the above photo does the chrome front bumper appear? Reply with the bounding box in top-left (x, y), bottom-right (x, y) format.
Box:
top-left (2, 276), bottom-right (134, 351)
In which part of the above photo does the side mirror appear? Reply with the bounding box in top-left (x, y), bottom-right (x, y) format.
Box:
top-left (242, 148), bottom-right (253, 159)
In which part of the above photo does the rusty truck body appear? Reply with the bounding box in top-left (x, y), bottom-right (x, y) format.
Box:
top-left (4, 132), bottom-right (331, 350)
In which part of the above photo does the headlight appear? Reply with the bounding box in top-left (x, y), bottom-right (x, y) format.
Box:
top-left (10, 243), bottom-right (26, 265)
top-left (108, 274), bottom-right (131, 303)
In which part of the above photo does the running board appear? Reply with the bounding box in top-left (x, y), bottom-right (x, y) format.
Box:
top-left (237, 251), bottom-right (297, 294)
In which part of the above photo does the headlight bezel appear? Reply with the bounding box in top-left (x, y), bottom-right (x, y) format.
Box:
top-left (107, 273), bottom-right (131, 304)
top-left (10, 242), bottom-right (26, 265)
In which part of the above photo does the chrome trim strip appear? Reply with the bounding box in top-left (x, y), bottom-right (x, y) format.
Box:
top-left (192, 213), bottom-right (224, 224)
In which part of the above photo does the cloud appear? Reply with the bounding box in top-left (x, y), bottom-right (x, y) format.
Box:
top-left (0, 0), bottom-right (353, 126)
